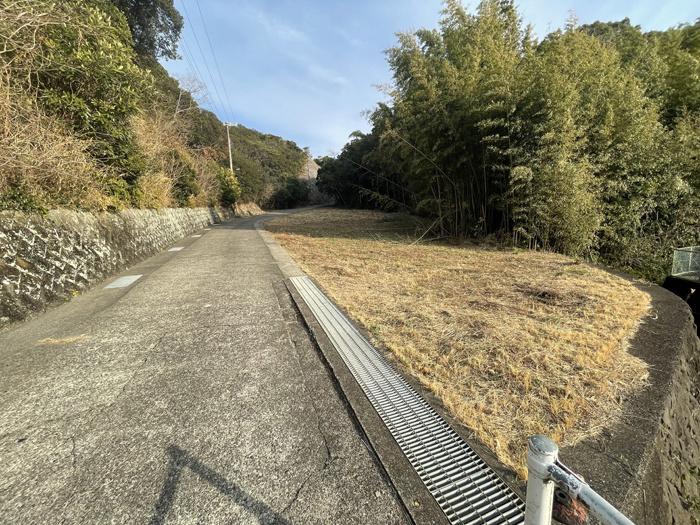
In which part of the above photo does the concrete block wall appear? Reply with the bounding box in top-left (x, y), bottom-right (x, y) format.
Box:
top-left (0, 207), bottom-right (235, 329)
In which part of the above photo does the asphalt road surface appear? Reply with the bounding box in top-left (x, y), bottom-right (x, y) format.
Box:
top-left (0, 212), bottom-right (409, 524)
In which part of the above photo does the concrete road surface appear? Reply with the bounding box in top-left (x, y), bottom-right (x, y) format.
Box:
top-left (0, 212), bottom-right (409, 524)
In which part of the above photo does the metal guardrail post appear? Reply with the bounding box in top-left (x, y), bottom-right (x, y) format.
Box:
top-left (525, 435), bottom-right (637, 525)
top-left (525, 435), bottom-right (559, 525)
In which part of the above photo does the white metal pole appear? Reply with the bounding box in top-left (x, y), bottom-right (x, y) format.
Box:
top-left (525, 435), bottom-right (559, 525)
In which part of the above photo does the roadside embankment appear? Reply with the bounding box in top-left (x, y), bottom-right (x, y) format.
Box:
top-left (560, 282), bottom-right (700, 525)
top-left (265, 207), bottom-right (700, 523)
top-left (0, 206), bottom-right (240, 329)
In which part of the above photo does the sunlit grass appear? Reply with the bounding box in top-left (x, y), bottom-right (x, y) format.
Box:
top-left (266, 208), bottom-right (651, 478)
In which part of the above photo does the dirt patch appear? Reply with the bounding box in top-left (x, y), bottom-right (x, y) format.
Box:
top-left (266, 208), bottom-right (651, 478)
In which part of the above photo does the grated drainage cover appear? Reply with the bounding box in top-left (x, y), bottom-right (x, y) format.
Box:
top-left (291, 276), bottom-right (525, 525)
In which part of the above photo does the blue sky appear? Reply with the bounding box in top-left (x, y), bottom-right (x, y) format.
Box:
top-left (161, 0), bottom-right (700, 158)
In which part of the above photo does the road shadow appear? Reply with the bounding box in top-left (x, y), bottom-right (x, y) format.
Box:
top-left (150, 445), bottom-right (290, 525)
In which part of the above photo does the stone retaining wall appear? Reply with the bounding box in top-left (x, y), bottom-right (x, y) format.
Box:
top-left (0, 207), bottom-right (235, 329)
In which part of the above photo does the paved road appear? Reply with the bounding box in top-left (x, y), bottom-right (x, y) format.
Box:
top-left (0, 212), bottom-right (409, 524)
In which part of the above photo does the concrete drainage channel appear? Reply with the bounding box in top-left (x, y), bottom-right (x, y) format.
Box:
top-left (289, 275), bottom-right (525, 525)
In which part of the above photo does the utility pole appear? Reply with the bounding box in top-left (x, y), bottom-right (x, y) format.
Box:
top-left (224, 122), bottom-right (238, 173)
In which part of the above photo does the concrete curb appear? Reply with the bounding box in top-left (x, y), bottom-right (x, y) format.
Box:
top-left (257, 210), bottom-right (445, 523)
top-left (285, 277), bottom-right (448, 525)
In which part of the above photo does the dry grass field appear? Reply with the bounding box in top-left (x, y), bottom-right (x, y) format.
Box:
top-left (265, 208), bottom-right (651, 478)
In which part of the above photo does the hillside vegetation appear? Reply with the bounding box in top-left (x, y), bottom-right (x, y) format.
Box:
top-left (0, 0), bottom-right (308, 214)
top-left (317, 0), bottom-right (700, 282)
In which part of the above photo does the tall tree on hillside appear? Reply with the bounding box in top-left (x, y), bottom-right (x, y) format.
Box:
top-left (109, 0), bottom-right (183, 59)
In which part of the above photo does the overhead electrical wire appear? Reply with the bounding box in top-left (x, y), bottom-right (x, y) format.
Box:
top-left (179, 36), bottom-right (214, 108)
top-left (177, 0), bottom-right (231, 123)
top-left (194, 0), bottom-right (235, 123)
top-left (179, 39), bottom-right (204, 88)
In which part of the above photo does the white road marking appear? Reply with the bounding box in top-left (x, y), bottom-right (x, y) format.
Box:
top-left (105, 275), bottom-right (143, 289)
top-left (168, 247), bottom-right (184, 252)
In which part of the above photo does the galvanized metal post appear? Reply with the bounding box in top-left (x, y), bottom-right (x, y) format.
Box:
top-left (577, 484), bottom-right (636, 525)
top-left (525, 435), bottom-right (559, 525)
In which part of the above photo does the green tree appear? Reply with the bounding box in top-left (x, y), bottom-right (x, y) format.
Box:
top-left (375, 0), bottom-right (531, 235)
top-left (216, 166), bottom-right (242, 206)
top-left (108, 0), bottom-right (183, 59)
top-left (580, 18), bottom-right (700, 126)
top-left (327, 0), bottom-right (700, 280)
top-left (269, 176), bottom-right (309, 209)
top-left (7, 0), bottom-right (154, 183)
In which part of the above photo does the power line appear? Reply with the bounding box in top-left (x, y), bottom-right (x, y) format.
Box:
top-left (194, 0), bottom-right (235, 123)
top-left (177, 0), bottom-right (230, 122)
top-left (179, 36), bottom-right (214, 107)
top-left (180, 39), bottom-right (203, 86)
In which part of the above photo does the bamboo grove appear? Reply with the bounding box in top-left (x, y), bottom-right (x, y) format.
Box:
top-left (316, 0), bottom-right (700, 282)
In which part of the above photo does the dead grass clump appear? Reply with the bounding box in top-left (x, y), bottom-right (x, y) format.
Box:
top-left (266, 208), bottom-right (651, 478)
top-left (0, 74), bottom-right (117, 210)
top-left (265, 207), bottom-right (424, 240)
top-left (38, 335), bottom-right (87, 344)
top-left (131, 109), bottom-right (226, 209)
top-left (133, 170), bottom-right (173, 209)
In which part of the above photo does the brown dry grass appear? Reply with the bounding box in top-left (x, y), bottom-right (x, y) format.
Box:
top-left (266, 208), bottom-right (651, 478)
top-left (0, 74), bottom-right (118, 210)
top-left (38, 335), bottom-right (87, 344)
top-left (132, 109), bottom-right (225, 209)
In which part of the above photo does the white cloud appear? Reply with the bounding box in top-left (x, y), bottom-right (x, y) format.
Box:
top-left (244, 5), bottom-right (310, 44)
top-left (307, 63), bottom-right (348, 85)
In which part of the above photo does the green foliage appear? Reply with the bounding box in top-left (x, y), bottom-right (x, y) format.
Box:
top-left (228, 128), bottom-right (308, 207)
top-left (166, 149), bottom-right (200, 207)
top-left (321, 0), bottom-right (700, 281)
top-left (316, 130), bottom-right (402, 209)
top-left (216, 167), bottom-right (242, 207)
top-left (183, 111), bottom-right (308, 208)
top-left (0, 188), bottom-right (48, 215)
top-left (269, 176), bottom-right (309, 209)
top-left (108, 0), bottom-right (183, 60)
top-left (1, 0), bottom-right (310, 212)
top-left (580, 18), bottom-right (700, 125)
top-left (22, 0), bottom-right (155, 181)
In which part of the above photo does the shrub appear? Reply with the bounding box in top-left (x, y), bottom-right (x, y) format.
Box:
top-left (217, 167), bottom-right (242, 207)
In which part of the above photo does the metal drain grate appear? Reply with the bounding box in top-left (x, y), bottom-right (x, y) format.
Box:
top-left (291, 276), bottom-right (525, 525)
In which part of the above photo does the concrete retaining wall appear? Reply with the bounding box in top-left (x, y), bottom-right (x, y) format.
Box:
top-left (0, 207), bottom-right (236, 329)
top-left (650, 324), bottom-right (700, 524)
top-left (560, 283), bottom-right (700, 525)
